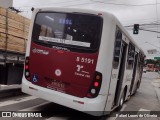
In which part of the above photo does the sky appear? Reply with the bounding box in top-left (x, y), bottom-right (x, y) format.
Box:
top-left (12, 0), bottom-right (160, 55)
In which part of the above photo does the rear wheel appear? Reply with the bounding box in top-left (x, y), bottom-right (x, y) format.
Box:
top-left (135, 81), bottom-right (139, 93)
top-left (132, 81), bottom-right (139, 95)
top-left (116, 90), bottom-right (125, 110)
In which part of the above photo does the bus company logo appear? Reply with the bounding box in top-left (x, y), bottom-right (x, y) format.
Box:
top-left (76, 65), bottom-right (84, 72)
top-left (55, 69), bottom-right (62, 76)
top-left (32, 48), bottom-right (49, 55)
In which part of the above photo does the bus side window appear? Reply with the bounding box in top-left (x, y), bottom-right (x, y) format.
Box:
top-left (113, 28), bottom-right (122, 69)
top-left (127, 43), bottom-right (135, 69)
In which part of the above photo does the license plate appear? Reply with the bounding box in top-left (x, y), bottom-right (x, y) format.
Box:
top-left (51, 80), bottom-right (65, 89)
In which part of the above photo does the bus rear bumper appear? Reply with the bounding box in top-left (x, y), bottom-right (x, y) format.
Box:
top-left (22, 79), bottom-right (108, 116)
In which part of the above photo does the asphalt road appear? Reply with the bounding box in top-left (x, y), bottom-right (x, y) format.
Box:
top-left (0, 72), bottom-right (160, 120)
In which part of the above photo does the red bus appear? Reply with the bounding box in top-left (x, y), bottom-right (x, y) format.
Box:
top-left (22, 7), bottom-right (145, 116)
top-left (146, 64), bottom-right (154, 72)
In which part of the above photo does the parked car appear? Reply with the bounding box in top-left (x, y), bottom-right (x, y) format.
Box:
top-left (143, 67), bottom-right (146, 73)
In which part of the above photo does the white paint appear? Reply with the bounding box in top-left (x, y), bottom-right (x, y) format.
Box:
top-left (76, 65), bottom-right (83, 72)
top-left (138, 108), bottom-right (151, 116)
top-left (139, 108), bottom-right (150, 111)
top-left (55, 69), bottom-right (62, 76)
top-left (39, 36), bottom-right (90, 47)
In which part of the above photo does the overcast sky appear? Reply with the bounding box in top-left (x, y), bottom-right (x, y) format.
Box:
top-left (12, 0), bottom-right (160, 55)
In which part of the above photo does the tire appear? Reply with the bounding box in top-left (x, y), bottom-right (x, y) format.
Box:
top-left (116, 90), bottom-right (125, 111)
top-left (132, 82), bottom-right (139, 95)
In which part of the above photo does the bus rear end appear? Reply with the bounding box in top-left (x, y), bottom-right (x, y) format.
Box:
top-left (22, 8), bottom-right (105, 115)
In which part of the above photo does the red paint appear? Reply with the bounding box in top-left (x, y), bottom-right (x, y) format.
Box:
top-left (29, 42), bottom-right (99, 98)
top-left (27, 77), bottom-right (31, 81)
top-left (57, 50), bottom-right (65, 54)
top-left (87, 93), bottom-right (92, 98)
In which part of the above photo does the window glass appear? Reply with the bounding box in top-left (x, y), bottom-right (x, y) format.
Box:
top-left (127, 43), bottom-right (135, 69)
top-left (32, 12), bottom-right (103, 52)
top-left (113, 28), bottom-right (122, 69)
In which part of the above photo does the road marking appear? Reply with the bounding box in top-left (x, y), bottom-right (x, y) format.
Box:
top-left (46, 116), bottom-right (69, 120)
top-left (107, 104), bottom-right (127, 120)
top-left (139, 108), bottom-right (150, 111)
top-left (137, 108), bottom-right (151, 116)
top-left (120, 104), bottom-right (127, 111)
top-left (19, 102), bottom-right (50, 111)
top-left (45, 104), bottom-right (127, 120)
top-left (0, 96), bottom-right (38, 107)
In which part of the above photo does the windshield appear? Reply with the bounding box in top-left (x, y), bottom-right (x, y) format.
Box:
top-left (32, 12), bottom-right (103, 52)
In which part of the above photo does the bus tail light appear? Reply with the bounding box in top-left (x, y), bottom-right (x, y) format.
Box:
top-left (25, 57), bottom-right (30, 81)
top-left (86, 71), bottom-right (102, 98)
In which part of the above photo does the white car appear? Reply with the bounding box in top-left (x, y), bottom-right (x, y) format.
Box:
top-left (143, 67), bottom-right (146, 73)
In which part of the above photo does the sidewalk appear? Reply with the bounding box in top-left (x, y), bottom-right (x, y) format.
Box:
top-left (0, 85), bottom-right (23, 99)
top-left (152, 78), bottom-right (160, 102)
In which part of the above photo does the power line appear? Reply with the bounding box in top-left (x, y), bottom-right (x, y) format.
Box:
top-left (145, 42), bottom-right (160, 48)
top-left (15, 0), bottom-right (160, 9)
top-left (125, 26), bottom-right (160, 33)
top-left (125, 23), bottom-right (160, 27)
top-left (122, 18), bottom-right (160, 23)
top-left (140, 28), bottom-right (160, 33)
top-left (122, 19), bottom-right (160, 27)
top-left (63, 2), bottom-right (93, 7)
top-left (15, 0), bottom-right (81, 8)
top-left (91, 0), bottom-right (160, 7)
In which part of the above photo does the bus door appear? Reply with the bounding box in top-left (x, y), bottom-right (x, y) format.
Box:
top-left (130, 52), bottom-right (138, 94)
top-left (113, 41), bottom-right (127, 107)
top-left (104, 28), bottom-right (128, 111)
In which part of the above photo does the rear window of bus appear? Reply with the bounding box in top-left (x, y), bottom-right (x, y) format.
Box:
top-left (32, 12), bottom-right (103, 53)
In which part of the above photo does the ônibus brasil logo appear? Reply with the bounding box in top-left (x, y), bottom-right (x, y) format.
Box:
top-left (32, 48), bottom-right (49, 55)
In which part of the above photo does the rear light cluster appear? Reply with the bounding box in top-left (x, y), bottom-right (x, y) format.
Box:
top-left (86, 71), bottom-right (102, 98)
top-left (25, 57), bottom-right (30, 81)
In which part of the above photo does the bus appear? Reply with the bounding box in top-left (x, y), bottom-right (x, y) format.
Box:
top-left (146, 64), bottom-right (160, 72)
top-left (22, 7), bottom-right (145, 116)
top-left (154, 65), bottom-right (159, 72)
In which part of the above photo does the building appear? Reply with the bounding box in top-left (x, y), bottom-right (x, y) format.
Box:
top-left (146, 49), bottom-right (160, 60)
